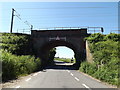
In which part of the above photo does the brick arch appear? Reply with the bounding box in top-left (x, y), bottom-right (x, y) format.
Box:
top-left (39, 40), bottom-right (76, 66)
top-left (41, 40), bottom-right (77, 53)
top-left (31, 29), bottom-right (87, 69)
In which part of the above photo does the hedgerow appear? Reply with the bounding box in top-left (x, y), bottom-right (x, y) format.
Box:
top-left (80, 33), bottom-right (120, 86)
top-left (0, 33), bottom-right (31, 55)
top-left (1, 49), bottom-right (41, 81)
top-left (0, 33), bottom-right (41, 82)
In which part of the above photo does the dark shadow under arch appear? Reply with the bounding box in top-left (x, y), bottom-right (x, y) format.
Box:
top-left (31, 29), bottom-right (88, 70)
top-left (39, 40), bottom-right (83, 69)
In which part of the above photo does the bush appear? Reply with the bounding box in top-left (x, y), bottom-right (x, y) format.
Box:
top-left (0, 33), bottom-right (42, 81)
top-left (85, 33), bottom-right (105, 43)
top-left (48, 48), bottom-right (56, 64)
top-left (80, 33), bottom-right (119, 86)
top-left (80, 62), bottom-right (97, 76)
top-left (1, 50), bottom-right (20, 80)
top-left (18, 55), bottom-right (36, 74)
top-left (0, 33), bottom-right (31, 55)
top-left (104, 33), bottom-right (120, 41)
top-left (1, 49), bottom-right (41, 81)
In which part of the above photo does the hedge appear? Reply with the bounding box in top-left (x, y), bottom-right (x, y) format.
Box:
top-left (1, 49), bottom-right (41, 81)
top-left (80, 33), bottom-right (119, 86)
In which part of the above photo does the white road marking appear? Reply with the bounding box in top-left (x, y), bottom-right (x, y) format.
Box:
top-left (33, 73), bottom-right (38, 76)
top-left (16, 86), bottom-right (20, 88)
top-left (82, 84), bottom-right (89, 88)
top-left (38, 72), bottom-right (41, 74)
top-left (67, 70), bottom-right (70, 73)
top-left (25, 78), bottom-right (31, 81)
top-left (75, 77), bottom-right (79, 81)
top-left (82, 84), bottom-right (92, 90)
top-left (70, 73), bottom-right (74, 76)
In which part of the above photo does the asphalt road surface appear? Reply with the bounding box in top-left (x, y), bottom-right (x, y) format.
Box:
top-left (2, 60), bottom-right (117, 90)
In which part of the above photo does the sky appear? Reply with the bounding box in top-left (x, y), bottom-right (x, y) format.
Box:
top-left (55, 46), bottom-right (74, 59)
top-left (0, 0), bottom-right (119, 2)
top-left (0, 2), bottom-right (119, 58)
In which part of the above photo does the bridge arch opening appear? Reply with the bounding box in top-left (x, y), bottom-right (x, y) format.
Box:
top-left (55, 46), bottom-right (75, 60)
top-left (39, 40), bottom-right (82, 69)
top-left (53, 46), bottom-right (75, 68)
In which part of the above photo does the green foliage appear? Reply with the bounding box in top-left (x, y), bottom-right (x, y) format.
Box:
top-left (80, 33), bottom-right (119, 86)
top-left (80, 62), bottom-right (97, 76)
top-left (18, 55), bottom-right (36, 74)
top-left (104, 33), bottom-right (120, 41)
top-left (48, 48), bottom-right (56, 64)
top-left (85, 33), bottom-right (105, 43)
top-left (0, 33), bottom-right (42, 82)
top-left (54, 57), bottom-right (74, 63)
top-left (1, 49), bottom-right (41, 81)
top-left (0, 33), bottom-right (31, 55)
top-left (93, 66), bottom-right (118, 85)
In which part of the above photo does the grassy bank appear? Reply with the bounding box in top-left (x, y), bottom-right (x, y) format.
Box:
top-left (80, 33), bottom-right (119, 86)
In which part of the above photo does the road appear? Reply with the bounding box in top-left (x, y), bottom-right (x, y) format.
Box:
top-left (2, 60), bottom-right (117, 90)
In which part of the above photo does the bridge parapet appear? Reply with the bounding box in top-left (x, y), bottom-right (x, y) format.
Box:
top-left (13, 27), bottom-right (103, 34)
top-left (31, 28), bottom-right (87, 37)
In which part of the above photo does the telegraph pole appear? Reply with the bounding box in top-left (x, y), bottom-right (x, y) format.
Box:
top-left (10, 8), bottom-right (15, 33)
top-left (31, 25), bottom-right (33, 30)
top-left (101, 27), bottom-right (104, 34)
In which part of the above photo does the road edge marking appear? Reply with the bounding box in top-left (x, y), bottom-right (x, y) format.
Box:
top-left (67, 70), bottom-right (70, 73)
top-left (38, 72), bottom-right (41, 74)
top-left (16, 86), bottom-right (20, 88)
top-left (78, 71), bottom-right (117, 88)
top-left (25, 78), bottom-right (31, 81)
top-left (82, 84), bottom-right (92, 90)
top-left (70, 73), bottom-right (74, 76)
top-left (82, 84), bottom-right (89, 88)
top-left (75, 77), bottom-right (79, 81)
top-left (33, 73), bottom-right (38, 76)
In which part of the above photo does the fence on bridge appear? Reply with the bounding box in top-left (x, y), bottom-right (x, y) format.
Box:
top-left (110, 30), bottom-right (120, 34)
top-left (14, 27), bottom-right (104, 34)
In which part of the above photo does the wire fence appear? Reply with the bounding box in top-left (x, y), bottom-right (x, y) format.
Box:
top-left (15, 29), bottom-right (31, 34)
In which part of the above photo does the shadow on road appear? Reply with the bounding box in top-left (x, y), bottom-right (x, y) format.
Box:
top-left (54, 60), bottom-right (70, 64)
top-left (44, 64), bottom-right (77, 71)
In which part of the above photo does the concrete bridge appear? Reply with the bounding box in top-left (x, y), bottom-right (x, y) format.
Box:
top-left (31, 28), bottom-right (89, 68)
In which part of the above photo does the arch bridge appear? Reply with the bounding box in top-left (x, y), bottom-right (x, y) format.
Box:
top-left (31, 27), bottom-right (103, 69)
